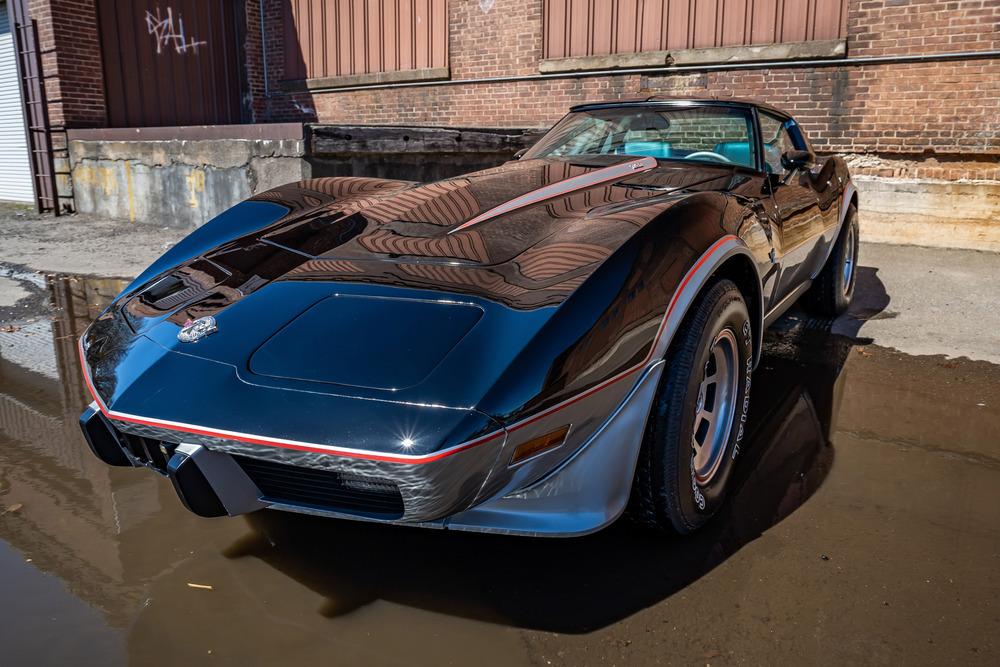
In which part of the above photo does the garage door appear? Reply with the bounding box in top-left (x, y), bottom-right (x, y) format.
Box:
top-left (0, 2), bottom-right (34, 203)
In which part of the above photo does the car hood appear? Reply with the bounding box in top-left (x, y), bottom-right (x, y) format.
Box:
top-left (89, 155), bottom-right (737, 409)
top-left (258, 155), bottom-right (734, 266)
top-left (119, 155), bottom-right (737, 322)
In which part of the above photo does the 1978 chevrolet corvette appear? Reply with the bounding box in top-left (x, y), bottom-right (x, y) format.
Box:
top-left (79, 98), bottom-right (858, 536)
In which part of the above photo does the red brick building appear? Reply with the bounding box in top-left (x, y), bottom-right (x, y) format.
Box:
top-left (257, 0), bottom-right (1000, 176)
top-left (5, 0), bottom-right (999, 244)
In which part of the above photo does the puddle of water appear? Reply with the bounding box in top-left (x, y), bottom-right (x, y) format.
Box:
top-left (0, 274), bottom-right (997, 665)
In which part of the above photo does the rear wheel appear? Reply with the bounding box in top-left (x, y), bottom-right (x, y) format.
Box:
top-left (629, 279), bottom-right (752, 534)
top-left (805, 204), bottom-right (859, 316)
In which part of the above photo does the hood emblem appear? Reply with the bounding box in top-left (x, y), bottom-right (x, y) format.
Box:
top-left (177, 316), bottom-right (218, 343)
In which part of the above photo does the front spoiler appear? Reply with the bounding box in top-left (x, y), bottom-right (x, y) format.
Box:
top-left (79, 360), bottom-right (664, 537)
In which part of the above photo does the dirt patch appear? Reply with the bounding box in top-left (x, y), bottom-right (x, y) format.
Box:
top-left (0, 211), bottom-right (186, 278)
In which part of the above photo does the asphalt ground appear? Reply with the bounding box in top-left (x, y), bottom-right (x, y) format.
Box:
top-left (0, 218), bottom-right (997, 665)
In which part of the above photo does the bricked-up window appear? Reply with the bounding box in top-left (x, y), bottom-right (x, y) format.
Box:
top-left (524, 106), bottom-right (758, 169)
top-left (282, 0), bottom-right (448, 82)
top-left (544, 0), bottom-right (848, 61)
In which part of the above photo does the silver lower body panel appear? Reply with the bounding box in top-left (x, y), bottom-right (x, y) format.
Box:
top-left (90, 360), bottom-right (664, 537)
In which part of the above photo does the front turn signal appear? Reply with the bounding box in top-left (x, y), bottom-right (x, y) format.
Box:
top-left (509, 425), bottom-right (571, 466)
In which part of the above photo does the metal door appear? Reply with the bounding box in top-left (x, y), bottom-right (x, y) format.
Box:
top-left (97, 0), bottom-right (248, 127)
top-left (0, 2), bottom-right (33, 203)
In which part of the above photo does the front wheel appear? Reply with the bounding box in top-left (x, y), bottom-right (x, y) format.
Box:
top-left (628, 279), bottom-right (753, 534)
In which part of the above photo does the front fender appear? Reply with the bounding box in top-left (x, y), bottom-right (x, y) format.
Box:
top-left (115, 176), bottom-right (414, 304)
top-left (467, 195), bottom-right (765, 506)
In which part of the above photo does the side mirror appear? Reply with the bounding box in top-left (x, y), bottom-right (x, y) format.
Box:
top-left (512, 148), bottom-right (528, 160)
top-left (780, 149), bottom-right (815, 172)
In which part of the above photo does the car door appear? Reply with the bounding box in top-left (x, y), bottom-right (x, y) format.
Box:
top-left (758, 111), bottom-right (831, 310)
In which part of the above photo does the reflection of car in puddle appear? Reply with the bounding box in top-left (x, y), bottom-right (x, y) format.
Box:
top-left (226, 325), bottom-right (851, 633)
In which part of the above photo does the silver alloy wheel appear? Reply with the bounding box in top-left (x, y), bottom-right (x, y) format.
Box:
top-left (691, 328), bottom-right (740, 486)
top-left (842, 224), bottom-right (856, 293)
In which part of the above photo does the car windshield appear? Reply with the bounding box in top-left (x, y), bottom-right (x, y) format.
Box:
top-left (523, 105), bottom-right (758, 169)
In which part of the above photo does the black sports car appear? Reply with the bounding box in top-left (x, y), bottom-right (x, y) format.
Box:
top-left (79, 98), bottom-right (858, 536)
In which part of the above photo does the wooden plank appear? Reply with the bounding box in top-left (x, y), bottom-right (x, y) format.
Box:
top-left (325, 0), bottom-right (339, 76)
top-left (414, 0), bottom-right (429, 70)
top-left (591, 0), bottom-right (612, 56)
top-left (720, 0), bottom-right (749, 47)
top-left (665, 0), bottom-right (691, 50)
top-left (750, 0), bottom-right (779, 45)
top-left (616, 0), bottom-right (639, 55)
top-left (367, 0), bottom-right (382, 75)
top-left (692, 0), bottom-right (718, 48)
top-left (544, 0), bottom-right (566, 59)
top-left (568, 0), bottom-right (589, 57)
top-left (780, 0), bottom-right (810, 43)
top-left (640, 0), bottom-right (665, 52)
top-left (352, 0), bottom-right (366, 73)
top-left (813, 0), bottom-right (847, 40)
top-left (432, 0), bottom-right (447, 68)
top-left (399, 0), bottom-right (414, 70)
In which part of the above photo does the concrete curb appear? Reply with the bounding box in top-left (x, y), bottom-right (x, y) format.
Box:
top-left (855, 177), bottom-right (1000, 252)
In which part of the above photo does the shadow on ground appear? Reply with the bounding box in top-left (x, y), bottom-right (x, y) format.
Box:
top-left (221, 267), bottom-right (890, 633)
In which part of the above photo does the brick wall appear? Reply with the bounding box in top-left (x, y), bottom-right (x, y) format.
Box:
top-left (26, 0), bottom-right (105, 212)
top-left (243, 0), bottom-right (999, 179)
top-left (16, 0), bottom-right (997, 159)
top-left (17, 0), bottom-right (998, 193)
top-left (245, 0), bottom-right (287, 123)
top-left (28, 0), bottom-right (105, 129)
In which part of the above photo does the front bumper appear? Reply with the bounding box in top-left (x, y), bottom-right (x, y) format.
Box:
top-left (79, 399), bottom-right (506, 523)
top-left (78, 360), bottom-right (664, 536)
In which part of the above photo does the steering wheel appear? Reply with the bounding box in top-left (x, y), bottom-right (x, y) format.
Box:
top-left (685, 151), bottom-right (732, 163)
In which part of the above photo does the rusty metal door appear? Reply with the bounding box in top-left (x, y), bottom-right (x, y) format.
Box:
top-left (281, 0), bottom-right (449, 81)
top-left (544, 0), bottom-right (849, 59)
top-left (96, 0), bottom-right (248, 127)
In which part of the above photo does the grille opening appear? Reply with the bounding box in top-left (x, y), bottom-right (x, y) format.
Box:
top-left (142, 275), bottom-right (188, 304)
top-left (233, 455), bottom-right (404, 520)
top-left (118, 433), bottom-right (174, 474)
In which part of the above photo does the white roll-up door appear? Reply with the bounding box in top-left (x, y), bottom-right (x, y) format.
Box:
top-left (0, 3), bottom-right (34, 203)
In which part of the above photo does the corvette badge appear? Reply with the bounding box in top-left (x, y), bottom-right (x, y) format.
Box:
top-left (177, 316), bottom-right (218, 343)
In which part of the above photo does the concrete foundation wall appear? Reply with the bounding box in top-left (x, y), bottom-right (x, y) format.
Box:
top-left (855, 178), bottom-right (1000, 253)
top-left (67, 125), bottom-right (309, 229)
top-left (308, 124), bottom-right (540, 182)
top-left (66, 124), bottom-right (542, 229)
top-left (65, 123), bottom-right (1000, 253)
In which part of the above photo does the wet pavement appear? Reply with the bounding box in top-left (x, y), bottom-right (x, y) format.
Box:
top-left (0, 271), bottom-right (997, 666)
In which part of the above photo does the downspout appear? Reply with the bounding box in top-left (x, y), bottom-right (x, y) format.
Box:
top-left (296, 49), bottom-right (1000, 95)
top-left (258, 0), bottom-right (270, 98)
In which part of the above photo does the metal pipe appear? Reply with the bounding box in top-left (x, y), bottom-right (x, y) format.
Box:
top-left (289, 49), bottom-right (1000, 96)
top-left (258, 0), bottom-right (270, 98)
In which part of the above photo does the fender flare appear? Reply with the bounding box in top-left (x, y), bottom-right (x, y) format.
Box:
top-left (646, 234), bottom-right (764, 369)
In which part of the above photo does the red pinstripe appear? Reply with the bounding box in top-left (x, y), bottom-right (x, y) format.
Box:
top-left (79, 234), bottom-right (739, 464)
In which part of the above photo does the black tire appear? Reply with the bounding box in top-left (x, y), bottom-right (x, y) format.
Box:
top-left (805, 204), bottom-right (859, 317)
top-left (628, 279), bottom-right (753, 534)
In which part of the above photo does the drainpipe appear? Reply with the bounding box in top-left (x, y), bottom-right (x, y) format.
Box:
top-left (297, 49), bottom-right (1000, 95)
top-left (258, 0), bottom-right (270, 98)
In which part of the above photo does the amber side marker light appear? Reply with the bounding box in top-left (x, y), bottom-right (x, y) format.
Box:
top-left (509, 425), bottom-right (571, 466)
